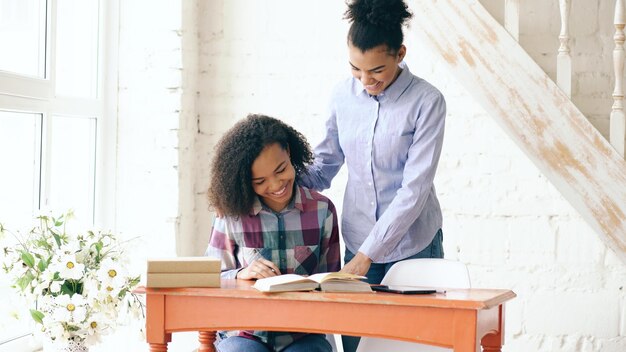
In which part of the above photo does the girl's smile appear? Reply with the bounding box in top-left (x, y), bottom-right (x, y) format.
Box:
top-left (348, 43), bottom-right (405, 96)
top-left (251, 143), bottom-right (296, 212)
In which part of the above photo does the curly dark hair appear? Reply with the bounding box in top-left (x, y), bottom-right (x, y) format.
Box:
top-left (344, 0), bottom-right (413, 54)
top-left (207, 114), bottom-right (314, 216)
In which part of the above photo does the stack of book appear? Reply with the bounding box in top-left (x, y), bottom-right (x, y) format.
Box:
top-left (146, 257), bottom-right (221, 288)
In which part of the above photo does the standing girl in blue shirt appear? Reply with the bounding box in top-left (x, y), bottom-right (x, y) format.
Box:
top-left (300, 0), bottom-right (446, 300)
top-left (298, 3), bottom-right (446, 349)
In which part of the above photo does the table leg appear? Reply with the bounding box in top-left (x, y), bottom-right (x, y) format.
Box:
top-left (481, 335), bottom-right (502, 352)
top-left (146, 294), bottom-right (170, 351)
top-left (198, 331), bottom-right (217, 352)
top-left (481, 304), bottom-right (505, 352)
top-left (481, 331), bottom-right (503, 352)
top-left (149, 343), bottom-right (168, 352)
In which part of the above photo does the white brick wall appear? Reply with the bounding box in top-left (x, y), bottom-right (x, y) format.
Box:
top-left (526, 292), bottom-right (619, 337)
top-left (192, 0), bottom-right (350, 253)
top-left (107, 2), bottom-right (205, 350)
top-left (110, 0), bottom-right (626, 351)
top-left (116, 0), bottom-right (181, 260)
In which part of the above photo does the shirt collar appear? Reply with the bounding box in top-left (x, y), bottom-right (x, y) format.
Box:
top-left (250, 184), bottom-right (305, 216)
top-left (352, 61), bottom-right (412, 103)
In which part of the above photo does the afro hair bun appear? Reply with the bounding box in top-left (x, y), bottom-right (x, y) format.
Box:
top-left (344, 0), bottom-right (412, 31)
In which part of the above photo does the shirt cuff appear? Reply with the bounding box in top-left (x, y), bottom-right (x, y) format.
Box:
top-left (221, 268), bottom-right (243, 280)
top-left (358, 235), bottom-right (385, 263)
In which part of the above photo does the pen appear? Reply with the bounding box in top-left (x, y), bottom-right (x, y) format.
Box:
top-left (249, 248), bottom-right (276, 273)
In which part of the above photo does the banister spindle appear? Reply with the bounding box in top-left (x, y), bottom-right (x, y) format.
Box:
top-left (504, 0), bottom-right (520, 41)
top-left (557, 0), bottom-right (572, 97)
top-left (611, 0), bottom-right (626, 157)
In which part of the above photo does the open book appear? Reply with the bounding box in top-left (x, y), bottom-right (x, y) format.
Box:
top-left (252, 272), bottom-right (372, 293)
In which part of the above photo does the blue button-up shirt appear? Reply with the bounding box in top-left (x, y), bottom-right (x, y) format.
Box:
top-left (299, 62), bottom-right (445, 263)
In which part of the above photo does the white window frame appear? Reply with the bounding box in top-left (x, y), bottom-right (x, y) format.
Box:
top-left (0, 0), bottom-right (119, 347)
top-left (0, 0), bottom-right (118, 225)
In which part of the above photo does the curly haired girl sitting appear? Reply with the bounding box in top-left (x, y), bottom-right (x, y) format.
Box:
top-left (205, 114), bottom-right (340, 352)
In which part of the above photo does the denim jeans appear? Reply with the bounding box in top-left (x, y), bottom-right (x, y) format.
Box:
top-left (216, 334), bottom-right (332, 352)
top-left (341, 229), bottom-right (444, 352)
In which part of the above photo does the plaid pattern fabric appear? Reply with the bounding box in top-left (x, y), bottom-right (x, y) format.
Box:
top-left (206, 185), bottom-right (340, 351)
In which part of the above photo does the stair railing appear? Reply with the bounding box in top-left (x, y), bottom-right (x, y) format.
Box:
top-left (501, 0), bottom-right (624, 158)
top-left (611, 0), bottom-right (626, 157)
top-left (557, 0), bottom-right (572, 98)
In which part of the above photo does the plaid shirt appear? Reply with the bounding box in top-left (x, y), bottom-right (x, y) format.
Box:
top-left (205, 185), bottom-right (340, 351)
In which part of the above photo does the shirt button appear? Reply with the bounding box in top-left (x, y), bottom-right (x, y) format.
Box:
top-left (368, 182), bottom-right (372, 186)
top-left (370, 202), bottom-right (374, 206)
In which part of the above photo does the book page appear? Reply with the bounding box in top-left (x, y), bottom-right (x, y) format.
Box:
top-left (255, 274), bottom-right (311, 285)
top-left (307, 272), bottom-right (367, 283)
top-left (252, 274), bottom-right (310, 291)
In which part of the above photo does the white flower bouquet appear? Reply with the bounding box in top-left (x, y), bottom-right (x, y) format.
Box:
top-left (1, 212), bottom-right (143, 348)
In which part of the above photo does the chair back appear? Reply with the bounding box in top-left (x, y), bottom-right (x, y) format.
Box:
top-left (380, 258), bottom-right (470, 288)
top-left (356, 258), bottom-right (471, 352)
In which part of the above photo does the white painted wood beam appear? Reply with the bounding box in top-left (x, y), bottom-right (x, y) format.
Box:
top-left (409, 0), bottom-right (626, 263)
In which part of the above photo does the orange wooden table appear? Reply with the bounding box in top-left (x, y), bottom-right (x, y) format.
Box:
top-left (137, 279), bottom-right (515, 352)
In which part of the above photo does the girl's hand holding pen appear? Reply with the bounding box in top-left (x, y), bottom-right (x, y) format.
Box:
top-left (237, 255), bottom-right (281, 280)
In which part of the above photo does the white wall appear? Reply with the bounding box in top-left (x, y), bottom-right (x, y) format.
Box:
top-left (108, 1), bottom-right (210, 350)
top-left (191, 0), bottom-right (351, 253)
top-left (107, 1), bottom-right (196, 350)
top-left (112, 0), bottom-right (626, 351)
top-left (116, 0), bottom-right (181, 257)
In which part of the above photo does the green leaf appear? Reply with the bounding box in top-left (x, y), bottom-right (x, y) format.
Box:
top-left (16, 272), bottom-right (35, 291)
top-left (52, 215), bottom-right (64, 227)
top-left (128, 275), bottom-right (141, 287)
top-left (29, 309), bottom-right (44, 324)
top-left (37, 257), bottom-right (49, 272)
top-left (51, 232), bottom-right (61, 247)
top-left (60, 280), bottom-right (83, 296)
top-left (60, 281), bottom-right (75, 296)
top-left (20, 252), bottom-right (35, 268)
top-left (35, 238), bottom-right (51, 250)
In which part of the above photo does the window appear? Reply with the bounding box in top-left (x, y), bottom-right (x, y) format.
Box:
top-left (0, 0), bottom-right (116, 346)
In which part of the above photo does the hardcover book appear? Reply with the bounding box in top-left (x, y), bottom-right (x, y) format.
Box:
top-left (146, 272), bottom-right (220, 288)
top-left (252, 272), bottom-right (372, 293)
top-left (147, 257), bottom-right (221, 273)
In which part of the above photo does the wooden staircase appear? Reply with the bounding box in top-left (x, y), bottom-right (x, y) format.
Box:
top-left (409, 0), bottom-right (626, 263)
